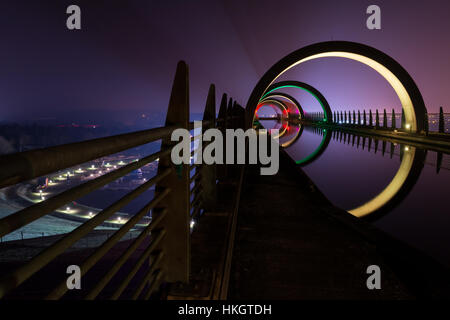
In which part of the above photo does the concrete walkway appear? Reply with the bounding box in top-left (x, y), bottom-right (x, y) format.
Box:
top-left (228, 150), bottom-right (450, 299)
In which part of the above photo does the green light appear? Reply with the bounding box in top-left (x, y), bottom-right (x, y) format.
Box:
top-left (295, 130), bottom-right (329, 165)
top-left (260, 85), bottom-right (328, 121)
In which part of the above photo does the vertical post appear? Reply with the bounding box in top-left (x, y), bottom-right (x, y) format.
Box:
top-left (424, 110), bottom-right (429, 136)
top-left (436, 152), bottom-right (443, 174)
top-left (363, 110), bottom-right (367, 126)
top-left (369, 110), bottom-right (373, 127)
top-left (358, 110), bottom-right (361, 125)
top-left (401, 109), bottom-right (406, 130)
top-left (391, 109), bottom-right (396, 130)
top-left (439, 106), bottom-right (445, 133)
top-left (227, 98), bottom-right (233, 131)
top-left (353, 110), bottom-right (356, 125)
top-left (155, 61), bottom-right (190, 283)
top-left (383, 109), bottom-right (387, 129)
top-left (217, 94), bottom-right (228, 179)
top-left (375, 109), bottom-right (380, 129)
top-left (200, 84), bottom-right (217, 211)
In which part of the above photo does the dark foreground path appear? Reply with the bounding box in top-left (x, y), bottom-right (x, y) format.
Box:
top-left (228, 150), bottom-right (450, 299)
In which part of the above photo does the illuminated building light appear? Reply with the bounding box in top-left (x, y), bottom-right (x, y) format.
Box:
top-left (66, 206), bottom-right (71, 212)
top-left (190, 220), bottom-right (195, 229)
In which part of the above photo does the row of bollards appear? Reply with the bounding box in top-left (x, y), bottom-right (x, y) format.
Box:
top-left (305, 106), bottom-right (447, 135)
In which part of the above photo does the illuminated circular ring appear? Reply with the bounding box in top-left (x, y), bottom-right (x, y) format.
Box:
top-left (246, 41), bottom-right (427, 132)
top-left (302, 128), bottom-right (426, 219)
top-left (349, 145), bottom-right (425, 218)
top-left (281, 124), bottom-right (303, 148)
top-left (256, 96), bottom-right (304, 147)
top-left (255, 99), bottom-right (289, 139)
top-left (260, 92), bottom-right (304, 119)
top-left (260, 81), bottom-right (332, 123)
top-left (294, 128), bottom-right (331, 166)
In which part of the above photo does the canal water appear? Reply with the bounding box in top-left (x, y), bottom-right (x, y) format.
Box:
top-left (261, 119), bottom-right (450, 268)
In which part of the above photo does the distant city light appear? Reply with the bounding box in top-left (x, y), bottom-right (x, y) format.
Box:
top-left (117, 217), bottom-right (122, 222)
top-left (405, 147), bottom-right (409, 151)
top-left (405, 124), bottom-right (411, 129)
top-left (89, 211), bottom-right (93, 217)
top-left (39, 190), bottom-right (43, 194)
top-left (66, 206), bottom-right (71, 212)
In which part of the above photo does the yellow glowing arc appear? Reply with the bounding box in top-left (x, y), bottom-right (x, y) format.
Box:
top-left (348, 146), bottom-right (415, 218)
top-left (260, 94), bottom-right (302, 119)
top-left (267, 51), bottom-right (417, 132)
top-left (257, 99), bottom-right (288, 139)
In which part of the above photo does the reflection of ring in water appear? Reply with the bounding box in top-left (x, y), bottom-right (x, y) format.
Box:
top-left (300, 128), bottom-right (426, 220)
top-left (280, 124), bottom-right (303, 148)
top-left (292, 127), bottom-right (332, 166)
top-left (348, 145), bottom-right (425, 220)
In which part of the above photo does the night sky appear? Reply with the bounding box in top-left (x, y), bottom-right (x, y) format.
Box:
top-left (1, 0), bottom-right (449, 124)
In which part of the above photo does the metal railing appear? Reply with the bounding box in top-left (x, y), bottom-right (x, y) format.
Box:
top-left (0, 61), bottom-right (245, 299)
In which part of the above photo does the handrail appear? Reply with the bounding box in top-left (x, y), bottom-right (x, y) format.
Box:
top-left (46, 188), bottom-right (171, 300)
top-left (83, 208), bottom-right (167, 299)
top-left (0, 168), bottom-right (172, 299)
top-left (0, 125), bottom-right (179, 189)
top-left (109, 229), bottom-right (166, 300)
top-left (0, 60), bottom-right (244, 300)
top-left (0, 148), bottom-right (170, 238)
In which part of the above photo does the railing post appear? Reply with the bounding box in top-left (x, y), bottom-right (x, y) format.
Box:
top-left (439, 106), bottom-right (445, 133)
top-left (155, 61), bottom-right (190, 283)
top-left (200, 84), bottom-right (217, 211)
top-left (424, 110), bottom-right (429, 135)
top-left (375, 109), bottom-right (380, 129)
top-left (217, 94), bottom-right (228, 179)
top-left (391, 109), bottom-right (396, 130)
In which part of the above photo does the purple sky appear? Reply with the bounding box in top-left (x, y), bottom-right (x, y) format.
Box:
top-left (1, 0), bottom-right (449, 123)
